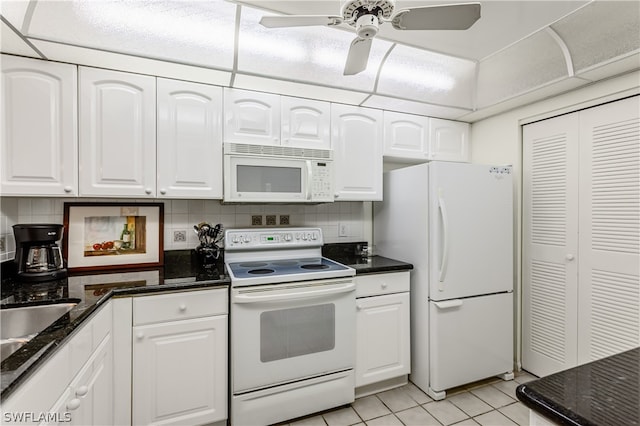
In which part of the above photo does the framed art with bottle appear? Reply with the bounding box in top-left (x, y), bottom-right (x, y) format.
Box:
top-left (63, 202), bottom-right (164, 272)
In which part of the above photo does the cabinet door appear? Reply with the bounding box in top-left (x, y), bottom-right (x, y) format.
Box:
top-left (1, 55), bottom-right (78, 196)
top-left (522, 113), bottom-right (580, 377)
top-left (224, 88), bottom-right (280, 145)
top-left (356, 292), bottom-right (410, 387)
top-left (428, 118), bottom-right (469, 162)
top-left (157, 78), bottom-right (223, 198)
top-left (65, 338), bottom-right (114, 426)
top-left (331, 104), bottom-right (383, 201)
top-left (133, 316), bottom-right (228, 426)
top-left (281, 96), bottom-right (331, 149)
top-left (383, 111), bottom-right (429, 160)
top-left (79, 67), bottom-right (156, 197)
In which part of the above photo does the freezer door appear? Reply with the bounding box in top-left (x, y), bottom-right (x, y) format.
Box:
top-left (429, 162), bottom-right (513, 300)
top-left (429, 293), bottom-right (513, 393)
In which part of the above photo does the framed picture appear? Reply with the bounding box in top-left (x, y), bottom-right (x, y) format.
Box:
top-left (63, 202), bottom-right (164, 272)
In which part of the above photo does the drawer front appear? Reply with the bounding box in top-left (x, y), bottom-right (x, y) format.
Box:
top-left (133, 287), bottom-right (228, 325)
top-left (355, 271), bottom-right (410, 298)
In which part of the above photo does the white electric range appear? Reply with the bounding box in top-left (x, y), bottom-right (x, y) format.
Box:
top-left (225, 227), bottom-right (356, 426)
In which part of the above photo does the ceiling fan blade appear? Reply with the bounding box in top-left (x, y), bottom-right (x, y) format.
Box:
top-left (343, 37), bottom-right (372, 76)
top-left (259, 15), bottom-right (343, 28)
top-left (391, 2), bottom-right (481, 31)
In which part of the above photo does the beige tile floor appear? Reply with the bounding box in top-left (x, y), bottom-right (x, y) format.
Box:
top-left (277, 371), bottom-right (538, 426)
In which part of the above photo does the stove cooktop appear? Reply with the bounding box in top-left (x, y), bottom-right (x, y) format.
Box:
top-left (226, 256), bottom-right (354, 286)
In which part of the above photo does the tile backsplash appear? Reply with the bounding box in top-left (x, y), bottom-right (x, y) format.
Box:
top-left (0, 197), bottom-right (368, 262)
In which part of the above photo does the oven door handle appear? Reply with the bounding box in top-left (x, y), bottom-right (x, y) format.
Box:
top-left (233, 281), bottom-right (355, 304)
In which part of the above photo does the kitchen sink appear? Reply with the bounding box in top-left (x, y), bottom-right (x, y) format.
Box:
top-left (0, 301), bottom-right (78, 362)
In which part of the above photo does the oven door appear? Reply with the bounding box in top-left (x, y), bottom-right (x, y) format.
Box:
top-left (224, 155), bottom-right (309, 202)
top-left (231, 278), bottom-right (355, 393)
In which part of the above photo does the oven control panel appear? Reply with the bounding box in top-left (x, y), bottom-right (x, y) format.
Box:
top-left (225, 227), bottom-right (323, 250)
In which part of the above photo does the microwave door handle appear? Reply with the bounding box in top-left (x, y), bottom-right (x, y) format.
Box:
top-left (233, 281), bottom-right (355, 304)
top-left (306, 160), bottom-right (313, 201)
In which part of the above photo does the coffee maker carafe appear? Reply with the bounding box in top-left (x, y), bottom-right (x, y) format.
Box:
top-left (13, 224), bottom-right (67, 282)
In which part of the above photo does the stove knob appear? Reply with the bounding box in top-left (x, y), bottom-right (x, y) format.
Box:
top-left (232, 236), bottom-right (239, 244)
top-left (284, 234), bottom-right (292, 241)
top-left (244, 236), bottom-right (251, 243)
top-left (311, 233), bottom-right (317, 240)
top-left (302, 234), bottom-right (308, 241)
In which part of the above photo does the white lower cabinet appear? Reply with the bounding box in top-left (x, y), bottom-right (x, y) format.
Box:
top-left (355, 272), bottom-right (410, 394)
top-left (132, 288), bottom-right (228, 426)
top-left (1, 302), bottom-right (113, 426)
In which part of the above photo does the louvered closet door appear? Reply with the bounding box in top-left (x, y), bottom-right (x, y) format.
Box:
top-left (522, 113), bottom-right (580, 377)
top-left (577, 96), bottom-right (640, 364)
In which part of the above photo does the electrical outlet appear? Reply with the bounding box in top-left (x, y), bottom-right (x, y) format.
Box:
top-left (266, 215), bottom-right (277, 226)
top-left (339, 223), bottom-right (349, 237)
top-left (173, 230), bottom-right (187, 242)
top-left (252, 215), bottom-right (263, 226)
top-left (0, 236), bottom-right (5, 252)
top-left (279, 215), bottom-right (290, 225)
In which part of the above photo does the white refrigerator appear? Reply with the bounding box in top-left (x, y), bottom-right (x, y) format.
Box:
top-left (374, 162), bottom-right (514, 400)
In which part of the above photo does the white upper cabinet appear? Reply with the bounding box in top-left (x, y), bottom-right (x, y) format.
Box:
top-left (383, 111), bottom-right (430, 161)
top-left (1, 55), bottom-right (78, 196)
top-left (157, 78), bottom-right (223, 199)
top-left (331, 104), bottom-right (383, 201)
top-left (281, 96), bottom-right (331, 149)
top-left (224, 88), bottom-right (280, 145)
top-left (79, 67), bottom-right (157, 197)
top-left (428, 118), bottom-right (470, 162)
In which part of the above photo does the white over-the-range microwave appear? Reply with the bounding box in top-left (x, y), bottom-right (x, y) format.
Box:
top-left (223, 143), bottom-right (334, 203)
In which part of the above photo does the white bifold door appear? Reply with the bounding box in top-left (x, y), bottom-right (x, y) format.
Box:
top-left (523, 96), bottom-right (640, 377)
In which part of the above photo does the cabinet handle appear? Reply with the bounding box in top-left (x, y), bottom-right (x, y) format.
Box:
top-left (566, 254), bottom-right (575, 261)
top-left (136, 331), bottom-right (144, 340)
top-left (64, 186), bottom-right (73, 193)
top-left (356, 304), bottom-right (362, 310)
top-left (76, 385), bottom-right (89, 397)
top-left (381, 283), bottom-right (388, 289)
top-left (160, 188), bottom-right (167, 195)
top-left (145, 188), bottom-right (153, 195)
top-left (334, 193), bottom-right (340, 199)
top-left (179, 303), bottom-right (187, 312)
top-left (67, 398), bottom-right (81, 411)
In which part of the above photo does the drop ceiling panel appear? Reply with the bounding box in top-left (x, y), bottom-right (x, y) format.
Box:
top-left (237, 0), bottom-right (589, 60)
top-left (237, 6), bottom-right (390, 92)
top-left (459, 77), bottom-right (591, 122)
top-left (577, 53), bottom-right (640, 82)
top-left (1, 20), bottom-right (42, 58)
top-left (23, 0), bottom-right (236, 70)
top-left (377, 44), bottom-right (475, 109)
top-left (0, 0), bottom-right (31, 31)
top-left (362, 95), bottom-right (470, 119)
top-left (551, 1), bottom-right (640, 73)
top-left (31, 39), bottom-right (232, 86)
top-left (233, 74), bottom-right (369, 105)
top-left (476, 30), bottom-right (568, 108)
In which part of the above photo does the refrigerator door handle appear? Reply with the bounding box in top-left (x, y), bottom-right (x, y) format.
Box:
top-left (433, 299), bottom-right (463, 309)
top-left (438, 189), bottom-right (450, 287)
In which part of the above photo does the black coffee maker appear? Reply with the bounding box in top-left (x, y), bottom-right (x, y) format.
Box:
top-left (13, 224), bottom-right (67, 282)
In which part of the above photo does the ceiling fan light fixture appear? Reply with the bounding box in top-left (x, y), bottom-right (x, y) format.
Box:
top-left (355, 14), bottom-right (379, 39)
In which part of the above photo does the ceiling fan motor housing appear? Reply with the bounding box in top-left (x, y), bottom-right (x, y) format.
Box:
top-left (341, 0), bottom-right (396, 22)
top-left (356, 14), bottom-right (379, 38)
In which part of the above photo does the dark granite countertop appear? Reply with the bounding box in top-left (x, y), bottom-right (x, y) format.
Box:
top-left (516, 347), bottom-right (640, 426)
top-left (1, 250), bottom-right (230, 400)
top-left (0, 243), bottom-right (411, 401)
top-left (322, 242), bottom-right (413, 275)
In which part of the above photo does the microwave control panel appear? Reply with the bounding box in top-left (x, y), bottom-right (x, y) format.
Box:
top-left (310, 161), bottom-right (334, 202)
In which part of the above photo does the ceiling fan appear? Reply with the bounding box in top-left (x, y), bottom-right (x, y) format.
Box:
top-left (259, 0), bottom-right (481, 76)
